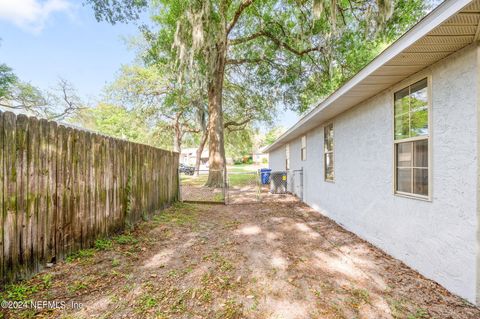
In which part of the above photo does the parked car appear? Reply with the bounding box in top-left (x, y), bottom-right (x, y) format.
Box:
top-left (179, 163), bottom-right (195, 175)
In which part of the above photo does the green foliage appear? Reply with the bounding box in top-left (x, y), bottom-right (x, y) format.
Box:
top-left (407, 308), bottom-right (430, 319)
top-left (85, 0), bottom-right (148, 25)
top-left (115, 234), bottom-right (139, 245)
top-left (67, 281), bottom-right (87, 293)
top-left (66, 248), bottom-right (96, 262)
top-left (41, 274), bottom-right (53, 289)
top-left (87, 0), bottom-right (432, 159)
top-left (71, 103), bottom-right (173, 149)
top-left (111, 259), bottom-right (121, 267)
top-left (225, 128), bottom-right (254, 159)
top-left (0, 63), bottom-right (17, 99)
top-left (263, 127), bottom-right (285, 146)
top-left (2, 283), bottom-right (38, 301)
top-left (153, 203), bottom-right (198, 227)
top-left (95, 238), bottom-right (113, 251)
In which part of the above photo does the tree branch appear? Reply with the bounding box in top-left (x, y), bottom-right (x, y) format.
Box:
top-left (229, 30), bottom-right (322, 56)
top-left (224, 117), bottom-right (252, 129)
top-left (227, 0), bottom-right (255, 34)
top-left (226, 58), bottom-right (269, 65)
top-left (229, 31), bottom-right (264, 45)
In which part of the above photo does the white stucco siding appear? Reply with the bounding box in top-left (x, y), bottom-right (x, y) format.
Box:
top-left (269, 44), bottom-right (479, 303)
top-left (269, 146), bottom-right (286, 171)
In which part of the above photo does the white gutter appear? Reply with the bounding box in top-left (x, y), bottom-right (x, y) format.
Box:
top-left (264, 0), bottom-right (473, 153)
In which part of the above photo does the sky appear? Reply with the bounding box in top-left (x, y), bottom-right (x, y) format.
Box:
top-left (0, 0), bottom-right (143, 102)
top-left (0, 0), bottom-right (299, 128)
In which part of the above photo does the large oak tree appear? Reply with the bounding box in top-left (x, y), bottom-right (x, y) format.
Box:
top-left (87, 0), bottom-right (430, 186)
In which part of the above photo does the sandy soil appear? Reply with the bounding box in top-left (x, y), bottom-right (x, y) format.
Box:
top-left (1, 194), bottom-right (479, 319)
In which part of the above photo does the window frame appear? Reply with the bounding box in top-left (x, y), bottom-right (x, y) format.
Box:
top-left (392, 75), bottom-right (432, 201)
top-left (285, 143), bottom-right (290, 170)
top-left (324, 122), bottom-right (335, 182)
top-left (301, 135), bottom-right (307, 161)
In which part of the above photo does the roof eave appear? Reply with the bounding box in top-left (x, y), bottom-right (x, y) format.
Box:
top-left (264, 0), bottom-right (474, 154)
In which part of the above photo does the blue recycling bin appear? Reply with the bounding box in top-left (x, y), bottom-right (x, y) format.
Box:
top-left (260, 168), bottom-right (272, 185)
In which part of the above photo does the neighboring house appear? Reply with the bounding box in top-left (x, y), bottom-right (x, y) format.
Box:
top-left (265, 0), bottom-right (480, 305)
top-left (252, 146), bottom-right (269, 164)
top-left (179, 148), bottom-right (209, 167)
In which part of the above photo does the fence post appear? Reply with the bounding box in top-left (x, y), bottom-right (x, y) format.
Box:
top-left (223, 167), bottom-right (228, 205)
top-left (178, 167), bottom-right (182, 202)
top-left (300, 167), bottom-right (304, 201)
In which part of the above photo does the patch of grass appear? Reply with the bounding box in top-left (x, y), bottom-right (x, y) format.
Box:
top-left (213, 193), bottom-right (225, 202)
top-left (388, 298), bottom-right (415, 319)
top-left (153, 202), bottom-right (198, 227)
top-left (41, 274), bottom-right (53, 289)
top-left (196, 287), bottom-right (213, 303)
top-left (312, 288), bottom-right (322, 298)
top-left (228, 173), bottom-right (256, 187)
top-left (95, 238), bottom-right (113, 251)
top-left (202, 252), bottom-right (235, 272)
top-left (2, 283), bottom-right (39, 301)
top-left (217, 299), bottom-right (243, 319)
top-left (170, 290), bottom-right (189, 313)
top-left (407, 308), bottom-right (431, 319)
top-left (138, 294), bottom-right (157, 312)
top-left (111, 258), bottom-right (121, 267)
top-left (346, 288), bottom-right (370, 308)
top-left (65, 248), bottom-right (96, 262)
top-left (115, 234), bottom-right (138, 245)
top-left (223, 220), bottom-right (240, 229)
top-left (67, 281), bottom-right (87, 293)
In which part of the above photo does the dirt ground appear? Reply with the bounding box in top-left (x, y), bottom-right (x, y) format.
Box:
top-left (1, 194), bottom-right (479, 319)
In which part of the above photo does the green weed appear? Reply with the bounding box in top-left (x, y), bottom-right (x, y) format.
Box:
top-left (95, 238), bottom-right (113, 251)
top-left (115, 234), bottom-right (138, 245)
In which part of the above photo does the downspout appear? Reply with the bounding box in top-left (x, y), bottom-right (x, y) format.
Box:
top-left (476, 41), bottom-right (480, 306)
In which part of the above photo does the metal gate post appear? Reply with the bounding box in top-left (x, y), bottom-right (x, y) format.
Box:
top-left (300, 167), bottom-right (304, 201)
top-left (178, 168), bottom-right (182, 202)
top-left (223, 167), bottom-right (228, 205)
top-left (256, 170), bottom-right (260, 202)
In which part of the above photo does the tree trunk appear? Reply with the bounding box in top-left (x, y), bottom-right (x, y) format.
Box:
top-left (205, 44), bottom-right (227, 187)
top-left (172, 119), bottom-right (182, 153)
top-left (195, 128), bottom-right (208, 176)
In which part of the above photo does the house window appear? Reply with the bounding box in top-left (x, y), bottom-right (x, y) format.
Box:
top-left (301, 135), bottom-right (307, 161)
top-left (394, 78), bottom-right (429, 198)
top-left (324, 123), bottom-right (334, 181)
top-left (285, 144), bottom-right (290, 170)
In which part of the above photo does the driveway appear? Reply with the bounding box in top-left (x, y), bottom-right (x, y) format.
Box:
top-left (2, 195), bottom-right (479, 318)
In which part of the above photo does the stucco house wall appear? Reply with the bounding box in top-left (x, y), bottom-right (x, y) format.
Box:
top-left (269, 44), bottom-right (479, 303)
top-left (268, 147), bottom-right (285, 172)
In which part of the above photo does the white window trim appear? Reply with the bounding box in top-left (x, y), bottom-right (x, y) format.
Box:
top-left (324, 122), bottom-right (335, 182)
top-left (392, 75), bottom-right (432, 201)
top-left (301, 135), bottom-right (307, 161)
top-left (285, 143), bottom-right (290, 170)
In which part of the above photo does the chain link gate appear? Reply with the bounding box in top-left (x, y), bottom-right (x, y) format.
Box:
top-left (226, 170), bottom-right (261, 204)
top-left (179, 167), bottom-right (301, 204)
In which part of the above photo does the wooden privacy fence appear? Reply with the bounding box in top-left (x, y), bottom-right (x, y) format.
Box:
top-left (0, 110), bottom-right (179, 283)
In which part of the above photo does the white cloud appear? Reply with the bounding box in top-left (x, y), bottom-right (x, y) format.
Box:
top-left (0, 0), bottom-right (71, 33)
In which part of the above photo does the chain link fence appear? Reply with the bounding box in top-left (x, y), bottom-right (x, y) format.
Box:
top-left (179, 169), bottom-right (226, 203)
top-left (227, 171), bottom-right (261, 204)
top-left (179, 167), bottom-right (303, 204)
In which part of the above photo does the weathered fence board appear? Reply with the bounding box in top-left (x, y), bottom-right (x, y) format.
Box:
top-left (0, 111), bottom-right (179, 283)
top-left (0, 111), bottom-right (4, 281)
